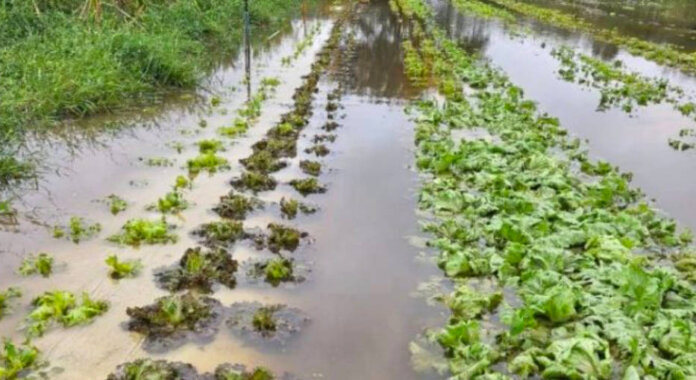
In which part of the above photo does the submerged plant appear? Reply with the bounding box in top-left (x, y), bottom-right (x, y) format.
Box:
top-left (213, 193), bottom-right (263, 220)
top-left (252, 257), bottom-right (294, 286)
top-left (289, 178), bottom-right (326, 196)
top-left (53, 217), bottom-right (102, 243)
top-left (214, 364), bottom-right (276, 380)
top-left (193, 220), bottom-right (245, 248)
top-left (174, 175), bottom-right (191, 190)
top-left (105, 255), bottom-right (142, 280)
top-left (126, 292), bottom-right (216, 338)
top-left (305, 144), bottom-right (330, 157)
top-left (267, 223), bottom-right (306, 253)
top-left (240, 150), bottom-right (287, 173)
top-left (187, 153), bottom-right (230, 176)
top-left (141, 157), bottom-right (174, 167)
top-left (0, 340), bottom-right (39, 379)
top-left (108, 218), bottom-right (177, 247)
top-left (156, 247), bottom-right (237, 293)
top-left (0, 288), bottom-right (21, 320)
top-left (26, 291), bottom-right (108, 337)
top-left (218, 118), bottom-right (249, 138)
top-left (279, 198), bottom-right (316, 219)
top-left (198, 139), bottom-right (225, 154)
top-left (299, 160), bottom-right (321, 176)
top-left (149, 191), bottom-right (189, 214)
top-left (252, 306), bottom-right (279, 335)
top-left (107, 359), bottom-right (199, 380)
top-left (106, 195), bottom-right (128, 215)
top-left (18, 253), bottom-right (53, 278)
top-left (231, 171), bottom-right (277, 193)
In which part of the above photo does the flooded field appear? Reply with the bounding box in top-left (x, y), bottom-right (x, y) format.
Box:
top-left (2, 0), bottom-right (696, 378)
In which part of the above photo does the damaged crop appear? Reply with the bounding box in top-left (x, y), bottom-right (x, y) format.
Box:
top-left (26, 291), bottom-right (108, 337)
top-left (156, 247), bottom-right (237, 293)
top-left (108, 218), bottom-right (177, 246)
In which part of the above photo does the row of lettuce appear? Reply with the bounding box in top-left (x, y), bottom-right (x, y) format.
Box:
top-left (390, 0), bottom-right (696, 378)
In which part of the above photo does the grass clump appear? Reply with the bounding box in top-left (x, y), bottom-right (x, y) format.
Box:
top-left (313, 134), bottom-right (336, 143)
top-left (53, 216), bottom-right (102, 243)
top-left (231, 171), bottom-right (277, 193)
top-left (267, 223), bottom-right (306, 253)
top-left (299, 160), bottom-right (322, 176)
top-left (105, 255), bottom-right (142, 280)
top-left (0, 288), bottom-right (21, 320)
top-left (0, 340), bottom-right (39, 379)
top-left (149, 191), bottom-right (189, 214)
top-left (108, 218), bottom-right (177, 247)
top-left (213, 193), bottom-right (263, 220)
top-left (305, 144), bottom-right (330, 157)
top-left (194, 220), bottom-right (245, 248)
top-left (218, 118), bottom-right (250, 138)
top-left (18, 253), bottom-right (53, 278)
top-left (187, 153), bottom-right (230, 176)
top-left (156, 247), bottom-right (238, 293)
top-left (289, 178), bottom-right (326, 196)
top-left (126, 292), bottom-right (215, 338)
top-left (106, 195), bottom-right (127, 215)
top-left (252, 258), bottom-right (294, 286)
top-left (26, 291), bottom-right (108, 337)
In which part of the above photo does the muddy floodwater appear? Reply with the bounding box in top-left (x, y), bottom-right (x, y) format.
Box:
top-left (4, 0), bottom-right (696, 378)
top-left (0, 1), bottom-right (444, 379)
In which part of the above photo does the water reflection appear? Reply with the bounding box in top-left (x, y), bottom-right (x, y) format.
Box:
top-left (347, 0), bottom-right (419, 99)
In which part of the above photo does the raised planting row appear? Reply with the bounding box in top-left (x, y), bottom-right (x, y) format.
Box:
top-left (392, 0), bottom-right (696, 378)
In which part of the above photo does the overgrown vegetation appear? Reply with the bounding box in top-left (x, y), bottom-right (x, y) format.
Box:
top-left (393, 0), bottom-right (696, 377)
top-left (108, 218), bottom-right (177, 246)
top-left (18, 253), bottom-right (53, 278)
top-left (26, 291), bottom-right (108, 337)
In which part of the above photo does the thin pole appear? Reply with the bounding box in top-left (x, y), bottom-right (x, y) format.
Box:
top-left (244, 0), bottom-right (251, 101)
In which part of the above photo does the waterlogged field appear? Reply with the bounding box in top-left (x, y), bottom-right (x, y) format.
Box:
top-left (1, 0), bottom-right (696, 379)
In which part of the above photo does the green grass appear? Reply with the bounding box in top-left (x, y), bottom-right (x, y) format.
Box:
top-left (0, 0), bottom-right (309, 189)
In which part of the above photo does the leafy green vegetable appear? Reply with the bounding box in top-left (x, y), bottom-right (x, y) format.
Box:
top-left (105, 255), bottom-right (142, 280)
top-left (18, 253), bottom-right (53, 278)
top-left (108, 218), bottom-right (177, 246)
top-left (26, 291), bottom-right (108, 337)
top-left (0, 340), bottom-right (39, 379)
top-left (0, 288), bottom-right (21, 320)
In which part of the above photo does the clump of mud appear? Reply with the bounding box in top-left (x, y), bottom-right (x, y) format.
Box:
top-left (226, 302), bottom-right (309, 346)
top-left (125, 292), bottom-right (222, 352)
top-left (155, 247), bottom-right (238, 293)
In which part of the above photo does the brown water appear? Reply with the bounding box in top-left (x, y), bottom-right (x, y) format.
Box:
top-left (0, 1), bottom-right (444, 379)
